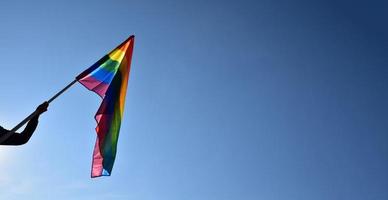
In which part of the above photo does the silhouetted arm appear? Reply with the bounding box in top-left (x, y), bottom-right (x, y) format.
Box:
top-left (0, 102), bottom-right (48, 146)
top-left (0, 115), bottom-right (39, 145)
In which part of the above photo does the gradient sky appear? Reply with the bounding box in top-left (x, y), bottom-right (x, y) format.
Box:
top-left (0, 0), bottom-right (387, 199)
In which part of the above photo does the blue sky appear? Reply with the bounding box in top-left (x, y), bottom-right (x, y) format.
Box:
top-left (0, 0), bottom-right (387, 199)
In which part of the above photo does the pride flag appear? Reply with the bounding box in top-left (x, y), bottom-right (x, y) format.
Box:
top-left (76, 36), bottom-right (135, 177)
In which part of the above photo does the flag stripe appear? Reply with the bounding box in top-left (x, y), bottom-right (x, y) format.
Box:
top-left (108, 49), bottom-right (126, 62)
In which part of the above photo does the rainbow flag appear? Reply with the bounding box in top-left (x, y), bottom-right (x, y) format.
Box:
top-left (76, 36), bottom-right (135, 178)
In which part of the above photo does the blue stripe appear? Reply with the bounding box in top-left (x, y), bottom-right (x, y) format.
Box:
top-left (90, 66), bottom-right (119, 84)
top-left (102, 169), bottom-right (110, 176)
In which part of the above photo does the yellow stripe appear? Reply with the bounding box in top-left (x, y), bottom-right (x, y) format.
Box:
top-left (108, 49), bottom-right (126, 62)
top-left (108, 40), bottom-right (131, 62)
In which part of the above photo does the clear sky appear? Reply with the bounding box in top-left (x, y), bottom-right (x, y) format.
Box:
top-left (0, 0), bottom-right (387, 199)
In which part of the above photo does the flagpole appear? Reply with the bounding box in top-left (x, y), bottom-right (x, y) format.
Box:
top-left (14, 79), bottom-right (78, 131)
top-left (48, 79), bottom-right (78, 103)
top-left (0, 79), bottom-right (78, 144)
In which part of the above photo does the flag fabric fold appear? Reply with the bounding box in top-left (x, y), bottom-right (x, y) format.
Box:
top-left (76, 36), bottom-right (134, 178)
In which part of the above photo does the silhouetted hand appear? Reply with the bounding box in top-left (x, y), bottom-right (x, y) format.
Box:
top-left (36, 101), bottom-right (49, 115)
